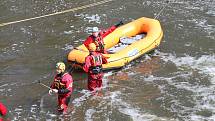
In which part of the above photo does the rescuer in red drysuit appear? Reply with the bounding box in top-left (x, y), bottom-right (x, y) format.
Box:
top-left (49, 62), bottom-right (73, 113)
top-left (83, 21), bottom-right (124, 53)
top-left (0, 102), bottom-right (7, 121)
top-left (83, 43), bottom-right (108, 92)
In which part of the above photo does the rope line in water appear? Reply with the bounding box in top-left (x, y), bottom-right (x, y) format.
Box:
top-left (154, 0), bottom-right (170, 19)
top-left (0, 0), bottom-right (114, 27)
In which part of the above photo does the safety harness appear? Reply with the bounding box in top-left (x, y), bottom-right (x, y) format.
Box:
top-left (53, 73), bottom-right (68, 89)
top-left (89, 54), bottom-right (103, 74)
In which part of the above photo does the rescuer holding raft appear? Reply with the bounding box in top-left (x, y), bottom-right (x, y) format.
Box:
top-left (83, 21), bottom-right (124, 53)
top-left (83, 43), bottom-right (108, 92)
top-left (49, 62), bottom-right (73, 113)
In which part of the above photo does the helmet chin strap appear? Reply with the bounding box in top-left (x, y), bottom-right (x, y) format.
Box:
top-left (57, 69), bottom-right (65, 74)
top-left (93, 32), bottom-right (99, 37)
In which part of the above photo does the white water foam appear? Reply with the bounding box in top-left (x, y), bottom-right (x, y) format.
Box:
top-left (194, 19), bottom-right (215, 40)
top-left (132, 51), bottom-right (215, 120)
top-left (160, 53), bottom-right (215, 80)
top-left (206, 9), bottom-right (215, 16)
top-left (72, 89), bottom-right (92, 107)
top-left (155, 52), bottom-right (215, 120)
top-left (85, 108), bottom-right (96, 121)
top-left (62, 43), bottom-right (73, 50)
top-left (63, 30), bottom-right (73, 35)
top-left (75, 13), bottom-right (102, 24)
top-left (169, 0), bottom-right (215, 40)
top-left (109, 91), bottom-right (177, 121)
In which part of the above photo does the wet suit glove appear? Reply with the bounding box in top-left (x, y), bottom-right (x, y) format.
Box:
top-left (58, 89), bottom-right (70, 94)
top-left (115, 21), bottom-right (123, 27)
top-left (49, 89), bottom-right (58, 95)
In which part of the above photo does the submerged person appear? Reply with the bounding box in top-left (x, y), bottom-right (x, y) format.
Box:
top-left (49, 62), bottom-right (73, 113)
top-left (0, 102), bottom-right (7, 121)
top-left (83, 43), bottom-right (108, 92)
top-left (83, 21), bottom-right (124, 53)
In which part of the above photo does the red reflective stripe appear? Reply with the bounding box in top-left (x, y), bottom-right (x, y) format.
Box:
top-left (91, 55), bottom-right (96, 66)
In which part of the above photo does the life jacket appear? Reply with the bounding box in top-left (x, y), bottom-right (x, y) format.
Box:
top-left (53, 73), bottom-right (67, 89)
top-left (89, 53), bottom-right (103, 74)
top-left (93, 33), bottom-right (104, 52)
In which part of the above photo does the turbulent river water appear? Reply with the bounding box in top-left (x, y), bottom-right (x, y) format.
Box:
top-left (0, 0), bottom-right (215, 121)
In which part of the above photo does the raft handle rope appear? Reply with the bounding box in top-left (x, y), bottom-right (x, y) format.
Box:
top-left (0, 0), bottom-right (114, 27)
top-left (154, 0), bottom-right (170, 19)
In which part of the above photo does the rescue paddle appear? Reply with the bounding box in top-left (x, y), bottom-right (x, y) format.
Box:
top-left (38, 80), bottom-right (81, 94)
top-left (38, 80), bottom-right (52, 90)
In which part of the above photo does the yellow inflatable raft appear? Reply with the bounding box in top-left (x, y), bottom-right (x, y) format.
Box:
top-left (68, 17), bottom-right (163, 70)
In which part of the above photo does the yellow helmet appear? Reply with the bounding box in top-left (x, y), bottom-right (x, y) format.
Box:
top-left (88, 43), bottom-right (96, 52)
top-left (56, 62), bottom-right (66, 73)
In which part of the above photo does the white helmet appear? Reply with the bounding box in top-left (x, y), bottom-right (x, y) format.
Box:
top-left (92, 27), bottom-right (99, 33)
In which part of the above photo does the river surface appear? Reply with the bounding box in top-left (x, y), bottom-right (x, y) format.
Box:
top-left (0, 0), bottom-right (215, 121)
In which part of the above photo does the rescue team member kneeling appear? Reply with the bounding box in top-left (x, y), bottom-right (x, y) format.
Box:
top-left (83, 21), bottom-right (124, 54)
top-left (49, 62), bottom-right (73, 113)
top-left (83, 43), bottom-right (108, 91)
top-left (0, 102), bottom-right (7, 121)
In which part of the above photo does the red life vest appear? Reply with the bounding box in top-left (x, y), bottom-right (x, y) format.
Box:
top-left (53, 73), bottom-right (67, 89)
top-left (90, 53), bottom-right (103, 74)
top-left (91, 53), bottom-right (103, 66)
top-left (93, 33), bottom-right (104, 52)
